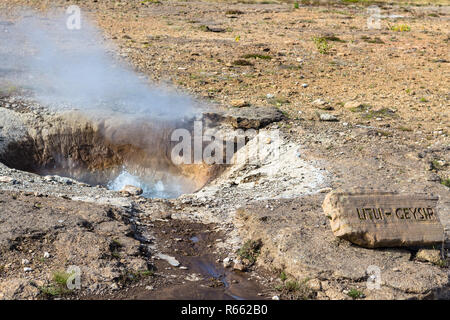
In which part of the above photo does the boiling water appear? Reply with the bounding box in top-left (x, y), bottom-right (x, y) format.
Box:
top-left (107, 169), bottom-right (184, 199)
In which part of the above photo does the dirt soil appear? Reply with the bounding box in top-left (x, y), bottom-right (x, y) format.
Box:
top-left (0, 0), bottom-right (448, 300)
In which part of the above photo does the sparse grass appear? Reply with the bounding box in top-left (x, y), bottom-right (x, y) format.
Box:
top-left (294, 1), bottom-right (299, 9)
top-left (420, 97), bottom-right (428, 103)
top-left (347, 288), bottom-right (365, 299)
top-left (237, 239), bottom-right (262, 265)
top-left (441, 178), bottom-right (450, 188)
top-left (280, 271), bottom-right (287, 282)
top-left (225, 9), bottom-right (243, 15)
top-left (391, 24), bottom-right (411, 32)
top-left (430, 159), bottom-right (443, 171)
top-left (118, 269), bottom-right (155, 285)
top-left (361, 35), bottom-right (384, 44)
top-left (312, 36), bottom-right (331, 54)
top-left (110, 239), bottom-right (123, 259)
top-left (232, 59), bottom-right (254, 66)
top-left (376, 129), bottom-right (392, 137)
top-left (140, 0), bottom-right (161, 4)
top-left (350, 104), bottom-right (396, 120)
top-left (39, 270), bottom-right (75, 298)
top-left (398, 126), bottom-right (412, 132)
top-left (241, 53), bottom-right (272, 60)
top-left (323, 34), bottom-right (346, 43)
top-left (267, 95), bottom-right (290, 107)
top-left (275, 278), bottom-right (315, 300)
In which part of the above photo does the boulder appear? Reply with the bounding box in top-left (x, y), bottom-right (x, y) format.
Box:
top-left (322, 189), bottom-right (444, 248)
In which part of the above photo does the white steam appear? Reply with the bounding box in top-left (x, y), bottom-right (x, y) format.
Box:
top-left (0, 10), bottom-right (196, 119)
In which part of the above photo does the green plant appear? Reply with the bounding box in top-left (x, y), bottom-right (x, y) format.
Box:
top-left (232, 59), bottom-right (253, 66)
top-left (237, 239), bottom-right (262, 265)
top-left (294, 1), bottom-right (299, 9)
top-left (347, 288), bottom-right (364, 299)
top-left (39, 270), bottom-right (75, 298)
top-left (430, 160), bottom-right (443, 171)
top-left (361, 35), bottom-right (384, 44)
top-left (391, 24), bottom-right (410, 32)
top-left (441, 178), bottom-right (450, 188)
top-left (280, 271), bottom-right (287, 282)
top-left (52, 271), bottom-right (73, 286)
top-left (312, 36), bottom-right (331, 54)
top-left (118, 269), bottom-right (155, 285)
top-left (241, 53), bottom-right (272, 60)
top-left (275, 278), bottom-right (315, 300)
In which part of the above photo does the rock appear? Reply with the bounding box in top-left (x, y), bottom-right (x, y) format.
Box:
top-left (271, 295), bottom-right (280, 300)
top-left (231, 99), bottom-right (250, 108)
top-left (21, 259), bottom-right (30, 265)
top-left (155, 253), bottom-right (180, 267)
top-left (23, 267), bottom-right (32, 272)
top-left (416, 249), bottom-right (442, 265)
top-left (232, 259), bottom-right (246, 271)
top-left (306, 278), bottom-right (322, 291)
top-left (225, 106), bottom-right (285, 129)
top-left (43, 252), bottom-right (50, 258)
top-left (318, 187), bottom-right (332, 193)
top-left (313, 99), bottom-right (332, 110)
top-left (344, 101), bottom-right (363, 109)
top-left (319, 113), bottom-right (338, 122)
top-left (186, 274), bottom-right (202, 282)
top-left (301, 83), bottom-right (308, 88)
top-left (223, 257), bottom-right (232, 268)
top-left (322, 189), bottom-right (444, 248)
top-left (0, 176), bottom-right (14, 183)
top-left (120, 185), bottom-right (143, 196)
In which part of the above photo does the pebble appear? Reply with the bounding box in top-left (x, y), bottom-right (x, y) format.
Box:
top-left (272, 295), bottom-right (280, 300)
top-left (21, 259), bottom-right (30, 265)
top-left (44, 252), bottom-right (50, 258)
top-left (223, 257), bottom-right (232, 268)
top-left (319, 113), bottom-right (338, 122)
top-left (23, 267), bottom-right (33, 272)
top-left (301, 83), bottom-right (308, 88)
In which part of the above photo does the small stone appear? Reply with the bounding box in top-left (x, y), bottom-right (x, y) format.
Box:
top-left (232, 259), bottom-right (246, 271)
top-left (223, 257), bottom-right (232, 268)
top-left (145, 285), bottom-right (154, 290)
top-left (21, 259), bottom-right (30, 265)
top-left (318, 187), bottom-right (332, 193)
top-left (307, 279), bottom-right (322, 291)
top-left (43, 252), bottom-right (50, 259)
top-left (272, 295), bottom-right (280, 300)
top-left (120, 185), bottom-right (143, 196)
top-left (231, 99), bottom-right (250, 108)
top-left (344, 101), bottom-right (363, 109)
top-left (266, 93), bottom-right (275, 99)
top-left (416, 249), bottom-right (442, 265)
top-left (319, 113), bottom-right (338, 122)
top-left (0, 176), bottom-right (14, 183)
top-left (23, 267), bottom-right (32, 272)
top-left (313, 99), bottom-right (332, 110)
top-left (301, 83), bottom-right (308, 88)
top-left (155, 253), bottom-right (180, 267)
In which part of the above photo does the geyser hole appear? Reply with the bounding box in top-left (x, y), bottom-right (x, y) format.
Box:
top-left (0, 113), bottom-right (220, 199)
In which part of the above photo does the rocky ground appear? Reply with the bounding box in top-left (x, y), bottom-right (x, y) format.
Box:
top-left (0, 0), bottom-right (449, 300)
